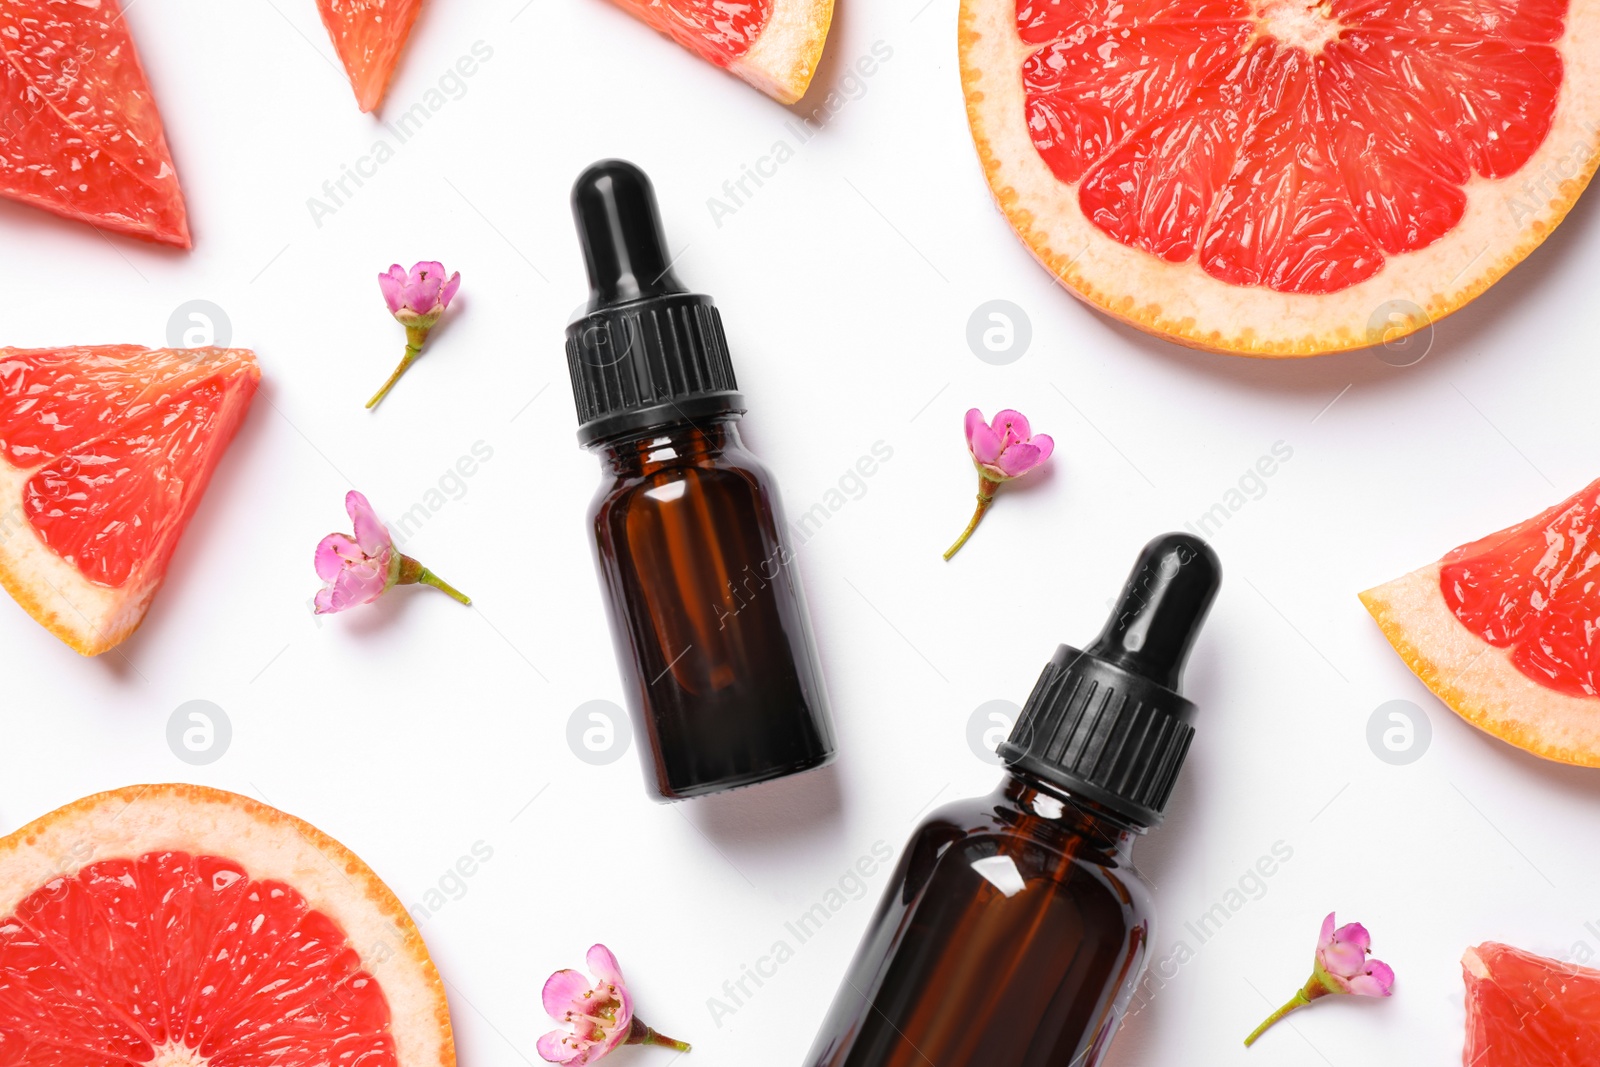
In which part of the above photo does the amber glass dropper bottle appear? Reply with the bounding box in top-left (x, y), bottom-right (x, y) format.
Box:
top-left (803, 532), bottom-right (1222, 1067)
top-left (564, 159), bottom-right (836, 801)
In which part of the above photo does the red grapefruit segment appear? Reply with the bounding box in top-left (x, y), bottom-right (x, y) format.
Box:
top-left (0, 346), bottom-right (259, 656)
top-left (1463, 942), bottom-right (1600, 1064)
top-left (316, 0), bottom-right (427, 113)
top-left (961, 0), bottom-right (1600, 354)
top-left (0, 0), bottom-right (189, 247)
top-left (0, 785), bottom-right (453, 1067)
top-left (604, 0), bottom-right (835, 104)
top-left (1362, 476), bottom-right (1600, 765)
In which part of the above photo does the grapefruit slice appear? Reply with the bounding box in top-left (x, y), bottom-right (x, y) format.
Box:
top-left (0, 784), bottom-right (454, 1067)
top-left (0, 346), bottom-right (259, 656)
top-left (1463, 942), bottom-right (1600, 1064)
top-left (1361, 476), bottom-right (1600, 765)
top-left (959, 0), bottom-right (1600, 355)
top-left (0, 0), bottom-right (190, 248)
top-left (604, 0), bottom-right (834, 104)
top-left (316, 0), bottom-right (427, 113)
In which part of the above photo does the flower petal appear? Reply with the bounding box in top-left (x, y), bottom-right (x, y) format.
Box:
top-left (1333, 922), bottom-right (1372, 954)
top-left (378, 266), bottom-right (407, 314)
top-left (993, 441), bottom-right (1044, 478)
top-left (1345, 958), bottom-right (1395, 997)
top-left (1318, 912), bottom-right (1336, 951)
top-left (330, 564), bottom-right (389, 610)
top-left (315, 533), bottom-right (362, 580)
top-left (542, 968), bottom-right (591, 1020)
top-left (992, 408), bottom-right (1031, 444)
top-left (966, 416), bottom-right (1004, 465)
top-left (345, 491), bottom-right (392, 556)
top-left (536, 1029), bottom-right (586, 1064)
top-left (586, 944), bottom-right (625, 987)
top-left (1322, 941), bottom-right (1368, 979)
top-left (1029, 433), bottom-right (1055, 463)
top-left (439, 271), bottom-right (462, 310)
top-left (405, 261), bottom-right (447, 311)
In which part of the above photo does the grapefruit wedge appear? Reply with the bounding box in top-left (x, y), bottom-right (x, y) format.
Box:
top-left (0, 0), bottom-right (190, 247)
top-left (604, 0), bottom-right (834, 104)
top-left (959, 0), bottom-right (1600, 355)
top-left (1362, 477), bottom-right (1600, 765)
top-left (0, 346), bottom-right (259, 657)
top-left (316, 0), bottom-right (427, 113)
top-left (0, 784), bottom-right (454, 1067)
top-left (1463, 942), bottom-right (1600, 1064)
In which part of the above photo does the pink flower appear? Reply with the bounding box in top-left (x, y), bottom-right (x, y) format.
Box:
top-left (1314, 914), bottom-right (1396, 997)
top-left (379, 261), bottom-right (461, 325)
top-left (965, 408), bottom-right (1054, 481)
top-left (368, 261), bottom-right (462, 410)
top-left (944, 407), bottom-right (1055, 560)
top-left (538, 945), bottom-right (690, 1064)
top-left (1245, 912), bottom-right (1394, 1047)
top-left (314, 491), bottom-right (470, 613)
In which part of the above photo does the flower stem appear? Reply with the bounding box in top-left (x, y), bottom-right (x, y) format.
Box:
top-left (1244, 988), bottom-right (1312, 1047)
top-left (367, 325), bottom-right (431, 409)
top-left (943, 477), bottom-right (1001, 561)
top-left (417, 567), bottom-right (471, 605)
top-left (627, 1016), bottom-right (691, 1052)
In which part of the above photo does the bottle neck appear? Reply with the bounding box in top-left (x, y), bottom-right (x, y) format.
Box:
top-left (999, 771), bottom-right (1142, 857)
top-left (591, 415), bottom-right (744, 476)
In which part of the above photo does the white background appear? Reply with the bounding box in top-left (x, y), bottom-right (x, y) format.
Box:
top-left (3, 1), bottom-right (1600, 1065)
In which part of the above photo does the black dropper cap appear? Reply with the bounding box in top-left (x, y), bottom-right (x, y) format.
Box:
top-left (996, 533), bottom-right (1222, 829)
top-left (565, 159), bottom-right (744, 447)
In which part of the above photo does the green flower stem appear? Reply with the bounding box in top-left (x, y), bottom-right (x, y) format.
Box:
top-left (416, 568), bottom-right (470, 605)
top-left (1244, 987), bottom-right (1313, 1047)
top-left (627, 1017), bottom-right (691, 1052)
top-left (366, 325), bottom-right (430, 410)
top-left (396, 555), bottom-right (471, 605)
top-left (943, 476), bottom-right (1001, 561)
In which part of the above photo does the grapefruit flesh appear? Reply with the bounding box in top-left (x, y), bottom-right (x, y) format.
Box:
top-left (1463, 942), bottom-right (1600, 1064)
top-left (0, 784), bottom-right (453, 1067)
top-left (1362, 476), bottom-right (1600, 765)
top-left (316, 0), bottom-right (427, 113)
top-left (0, 346), bottom-right (259, 656)
top-left (960, 0), bottom-right (1600, 354)
top-left (0, 0), bottom-right (190, 247)
top-left (604, 0), bottom-right (835, 104)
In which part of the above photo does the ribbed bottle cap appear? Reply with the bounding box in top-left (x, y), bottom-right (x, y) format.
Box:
top-left (565, 159), bottom-right (744, 447)
top-left (996, 533), bottom-right (1222, 829)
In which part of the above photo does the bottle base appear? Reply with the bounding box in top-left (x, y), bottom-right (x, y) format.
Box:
top-left (652, 748), bottom-right (836, 802)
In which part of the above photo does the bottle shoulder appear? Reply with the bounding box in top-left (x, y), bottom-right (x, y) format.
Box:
top-left (909, 788), bottom-right (1154, 900)
top-left (589, 434), bottom-right (777, 520)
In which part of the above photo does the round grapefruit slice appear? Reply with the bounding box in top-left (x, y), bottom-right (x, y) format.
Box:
top-left (0, 346), bottom-right (260, 656)
top-left (0, 0), bottom-right (190, 247)
top-left (1361, 476), bottom-right (1600, 765)
top-left (316, 0), bottom-right (427, 113)
top-left (1463, 942), bottom-right (1600, 1064)
top-left (0, 784), bottom-right (454, 1067)
top-left (604, 0), bottom-right (834, 104)
top-left (959, 0), bottom-right (1600, 355)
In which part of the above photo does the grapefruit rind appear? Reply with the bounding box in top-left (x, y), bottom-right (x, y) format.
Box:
top-left (0, 346), bottom-right (259, 657)
top-left (729, 0), bottom-right (836, 104)
top-left (0, 783), bottom-right (455, 1067)
top-left (958, 0), bottom-right (1600, 356)
top-left (1361, 564), bottom-right (1600, 767)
